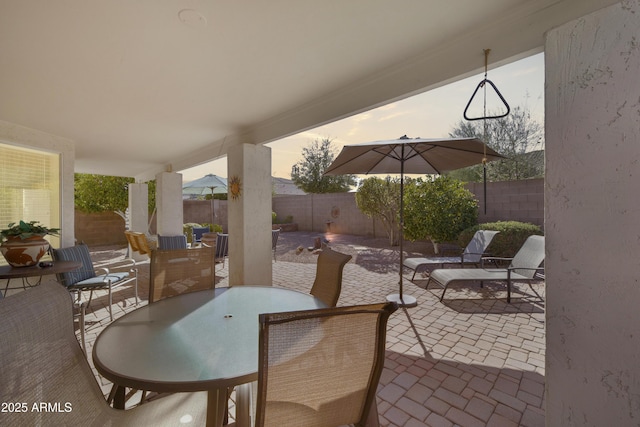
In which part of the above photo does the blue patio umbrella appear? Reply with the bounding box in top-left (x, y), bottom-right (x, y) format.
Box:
top-left (182, 174), bottom-right (228, 197)
top-left (182, 174), bottom-right (228, 224)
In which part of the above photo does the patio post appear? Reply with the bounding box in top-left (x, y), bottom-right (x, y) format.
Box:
top-left (227, 144), bottom-right (272, 286)
top-left (156, 172), bottom-right (184, 236)
top-left (128, 182), bottom-right (148, 262)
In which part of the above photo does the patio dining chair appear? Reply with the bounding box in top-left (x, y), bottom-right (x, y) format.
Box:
top-left (0, 283), bottom-right (207, 426)
top-left (191, 226), bottom-right (210, 246)
top-left (403, 230), bottom-right (499, 280)
top-left (272, 228), bottom-right (281, 261)
top-left (309, 248), bottom-right (352, 307)
top-left (51, 243), bottom-right (138, 322)
top-left (203, 232), bottom-right (229, 268)
top-left (427, 234), bottom-right (545, 303)
top-left (157, 234), bottom-right (188, 250)
top-left (254, 302), bottom-right (398, 427)
top-left (149, 246), bottom-right (216, 303)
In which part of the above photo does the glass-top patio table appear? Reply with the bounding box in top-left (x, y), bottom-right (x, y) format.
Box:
top-left (92, 285), bottom-right (327, 427)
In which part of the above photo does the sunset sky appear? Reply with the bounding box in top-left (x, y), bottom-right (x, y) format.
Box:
top-left (180, 52), bottom-right (544, 183)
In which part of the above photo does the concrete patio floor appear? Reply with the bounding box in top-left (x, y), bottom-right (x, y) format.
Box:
top-left (52, 232), bottom-right (545, 427)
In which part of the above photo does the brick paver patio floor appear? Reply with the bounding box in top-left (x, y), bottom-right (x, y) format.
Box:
top-left (34, 232), bottom-right (545, 427)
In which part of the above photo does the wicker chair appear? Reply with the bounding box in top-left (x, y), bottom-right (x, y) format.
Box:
top-left (0, 283), bottom-right (207, 426)
top-left (149, 246), bottom-right (216, 303)
top-left (309, 248), bottom-right (352, 307)
top-left (254, 302), bottom-right (398, 427)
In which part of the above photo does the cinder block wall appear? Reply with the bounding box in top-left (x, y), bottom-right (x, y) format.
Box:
top-left (272, 178), bottom-right (544, 236)
top-left (183, 199), bottom-right (228, 231)
top-left (469, 178), bottom-right (544, 226)
top-left (272, 193), bottom-right (382, 236)
top-left (75, 178), bottom-right (544, 245)
top-left (75, 211), bottom-right (126, 245)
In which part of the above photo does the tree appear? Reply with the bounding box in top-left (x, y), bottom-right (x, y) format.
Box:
top-left (404, 176), bottom-right (478, 252)
top-left (448, 104), bottom-right (544, 181)
top-left (74, 174), bottom-right (156, 218)
top-left (291, 138), bottom-right (356, 193)
top-left (355, 177), bottom-right (401, 246)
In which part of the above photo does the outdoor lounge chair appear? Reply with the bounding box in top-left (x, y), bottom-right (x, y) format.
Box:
top-left (0, 283), bottom-right (207, 426)
top-left (426, 235), bottom-right (545, 303)
top-left (309, 248), bottom-right (352, 307)
top-left (52, 243), bottom-right (138, 322)
top-left (403, 230), bottom-right (499, 280)
top-left (254, 302), bottom-right (398, 427)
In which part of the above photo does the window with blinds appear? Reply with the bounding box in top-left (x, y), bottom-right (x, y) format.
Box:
top-left (0, 143), bottom-right (61, 257)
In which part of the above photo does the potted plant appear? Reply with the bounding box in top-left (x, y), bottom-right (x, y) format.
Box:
top-left (0, 221), bottom-right (60, 267)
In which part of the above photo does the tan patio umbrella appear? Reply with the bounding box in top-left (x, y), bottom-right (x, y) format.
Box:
top-left (324, 136), bottom-right (504, 307)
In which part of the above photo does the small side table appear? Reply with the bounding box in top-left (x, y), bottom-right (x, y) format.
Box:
top-left (0, 260), bottom-right (82, 297)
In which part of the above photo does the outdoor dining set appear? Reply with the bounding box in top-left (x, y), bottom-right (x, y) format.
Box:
top-left (0, 226), bottom-right (544, 426)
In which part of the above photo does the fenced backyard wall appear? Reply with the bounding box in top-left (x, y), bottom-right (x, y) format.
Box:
top-left (271, 178), bottom-right (544, 237)
top-left (75, 178), bottom-right (543, 245)
top-left (75, 211), bottom-right (127, 246)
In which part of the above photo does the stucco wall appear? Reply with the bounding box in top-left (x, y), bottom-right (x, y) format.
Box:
top-left (545, 1), bottom-right (640, 424)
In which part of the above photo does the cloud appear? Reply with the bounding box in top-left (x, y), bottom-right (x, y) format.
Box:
top-left (378, 111), bottom-right (410, 122)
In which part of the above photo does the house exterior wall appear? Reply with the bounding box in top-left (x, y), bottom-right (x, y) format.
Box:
top-left (545, 1), bottom-right (640, 424)
top-left (0, 120), bottom-right (75, 247)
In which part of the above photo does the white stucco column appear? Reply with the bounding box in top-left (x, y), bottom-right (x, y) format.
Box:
top-left (227, 144), bottom-right (272, 286)
top-left (127, 183), bottom-right (148, 262)
top-left (545, 1), bottom-right (640, 425)
top-left (156, 172), bottom-right (184, 236)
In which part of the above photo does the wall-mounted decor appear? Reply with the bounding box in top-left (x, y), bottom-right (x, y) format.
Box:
top-left (229, 175), bottom-right (242, 200)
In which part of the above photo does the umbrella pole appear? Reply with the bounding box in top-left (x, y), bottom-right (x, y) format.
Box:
top-left (386, 146), bottom-right (417, 308)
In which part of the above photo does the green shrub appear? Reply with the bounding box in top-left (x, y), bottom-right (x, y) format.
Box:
top-left (458, 221), bottom-right (543, 258)
top-left (272, 212), bottom-right (277, 224)
top-left (404, 176), bottom-right (478, 245)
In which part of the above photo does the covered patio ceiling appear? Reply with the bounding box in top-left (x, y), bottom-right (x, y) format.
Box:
top-left (0, 0), bottom-right (617, 181)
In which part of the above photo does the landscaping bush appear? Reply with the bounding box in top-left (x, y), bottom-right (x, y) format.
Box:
top-left (404, 176), bottom-right (478, 251)
top-left (458, 221), bottom-right (543, 258)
